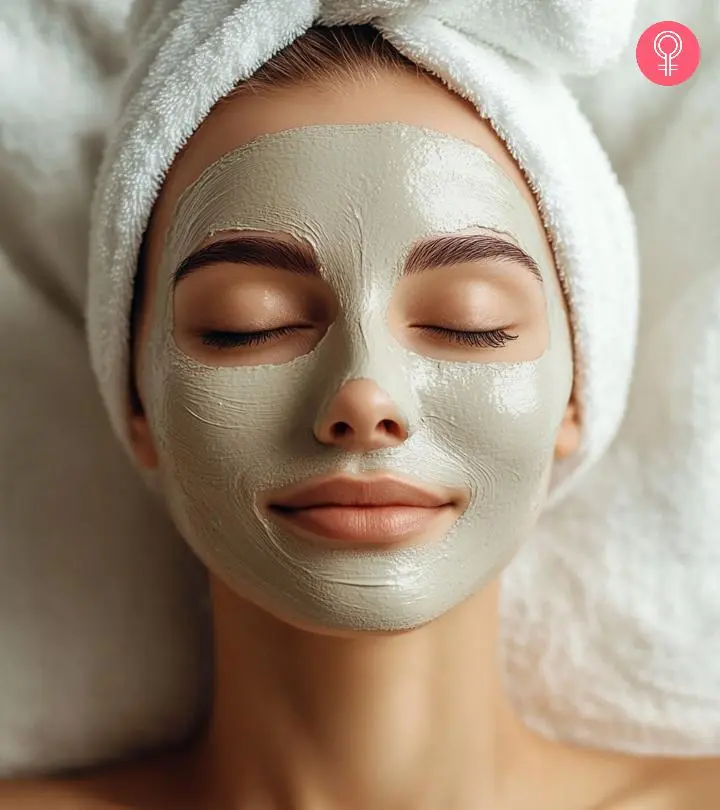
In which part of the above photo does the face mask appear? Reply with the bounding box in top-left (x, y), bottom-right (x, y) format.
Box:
top-left (141, 124), bottom-right (573, 633)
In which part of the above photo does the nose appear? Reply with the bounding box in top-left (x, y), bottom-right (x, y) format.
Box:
top-left (314, 379), bottom-right (409, 452)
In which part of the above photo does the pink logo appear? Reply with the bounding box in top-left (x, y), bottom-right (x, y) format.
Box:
top-left (636, 21), bottom-right (701, 86)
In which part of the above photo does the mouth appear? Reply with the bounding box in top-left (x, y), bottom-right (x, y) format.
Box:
top-left (263, 474), bottom-right (465, 547)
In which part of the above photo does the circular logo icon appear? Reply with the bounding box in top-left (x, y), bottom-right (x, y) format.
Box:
top-left (636, 21), bottom-right (701, 86)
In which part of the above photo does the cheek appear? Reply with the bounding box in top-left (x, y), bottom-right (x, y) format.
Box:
top-left (417, 360), bottom-right (563, 499)
top-left (148, 350), bottom-right (325, 481)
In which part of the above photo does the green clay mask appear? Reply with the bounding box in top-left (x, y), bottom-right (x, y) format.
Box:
top-left (141, 124), bottom-right (573, 632)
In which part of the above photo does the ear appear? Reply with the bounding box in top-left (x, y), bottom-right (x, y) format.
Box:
top-left (128, 394), bottom-right (159, 470)
top-left (554, 397), bottom-right (580, 460)
top-left (129, 411), bottom-right (159, 469)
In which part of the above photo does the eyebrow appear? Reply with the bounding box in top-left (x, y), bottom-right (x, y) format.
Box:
top-left (173, 235), bottom-right (320, 286)
top-left (172, 231), bottom-right (542, 285)
top-left (404, 233), bottom-right (543, 281)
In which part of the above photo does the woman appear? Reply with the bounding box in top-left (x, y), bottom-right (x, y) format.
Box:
top-left (1, 21), bottom-right (718, 807)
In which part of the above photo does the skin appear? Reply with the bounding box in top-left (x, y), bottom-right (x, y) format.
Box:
top-left (3, 66), bottom-right (718, 810)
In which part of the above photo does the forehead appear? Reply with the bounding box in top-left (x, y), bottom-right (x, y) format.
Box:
top-left (164, 125), bottom-right (545, 274)
top-left (143, 74), bottom-right (558, 299)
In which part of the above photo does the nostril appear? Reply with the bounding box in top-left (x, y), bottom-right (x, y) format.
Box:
top-left (380, 419), bottom-right (403, 437)
top-left (331, 422), bottom-right (352, 438)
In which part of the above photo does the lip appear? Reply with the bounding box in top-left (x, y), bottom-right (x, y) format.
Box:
top-left (262, 474), bottom-right (465, 547)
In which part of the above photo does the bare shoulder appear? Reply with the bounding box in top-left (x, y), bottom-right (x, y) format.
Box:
top-left (0, 749), bottom-right (200, 810)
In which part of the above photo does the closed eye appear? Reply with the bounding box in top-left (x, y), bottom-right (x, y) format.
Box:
top-left (414, 326), bottom-right (518, 348)
top-left (200, 326), bottom-right (309, 349)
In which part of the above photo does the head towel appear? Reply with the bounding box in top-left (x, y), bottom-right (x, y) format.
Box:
top-left (88, 0), bottom-right (639, 504)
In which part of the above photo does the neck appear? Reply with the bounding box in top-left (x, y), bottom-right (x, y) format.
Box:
top-left (196, 576), bottom-right (542, 810)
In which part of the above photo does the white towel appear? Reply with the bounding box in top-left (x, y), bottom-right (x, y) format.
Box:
top-left (502, 0), bottom-right (720, 755)
top-left (0, 0), bottom-right (209, 777)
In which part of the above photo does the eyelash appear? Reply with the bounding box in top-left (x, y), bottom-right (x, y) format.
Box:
top-left (417, 326), bottom-right (518, 348)
top-left (200, 327), bottom-right (518, 350)
top-left (201, 327), bottom-right (299, 349)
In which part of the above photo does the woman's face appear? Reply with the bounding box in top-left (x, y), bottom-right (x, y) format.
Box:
top-left (131, 68), bottom-right (578, 634)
